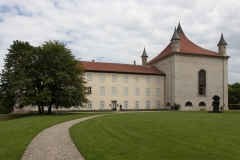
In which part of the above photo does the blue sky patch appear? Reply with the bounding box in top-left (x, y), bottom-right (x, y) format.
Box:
top-left (0, 5), bottom-right (10, 13)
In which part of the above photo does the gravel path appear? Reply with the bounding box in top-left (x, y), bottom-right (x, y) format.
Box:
top-left (22, 114), bottom-right (106, 160)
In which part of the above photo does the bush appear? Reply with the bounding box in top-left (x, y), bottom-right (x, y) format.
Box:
top-left (0, 106), bottom-right (12, 114)
top-left (229, 104), bottom-right (240, 110)
top-left (172, 103), bottom-right (181, 110)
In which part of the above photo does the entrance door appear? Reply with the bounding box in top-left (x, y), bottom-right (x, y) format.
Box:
top-left (112, 101), bottom-right (117, 111)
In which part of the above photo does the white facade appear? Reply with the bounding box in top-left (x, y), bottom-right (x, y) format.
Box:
top-left (85, 72), bottom-right (165, 110)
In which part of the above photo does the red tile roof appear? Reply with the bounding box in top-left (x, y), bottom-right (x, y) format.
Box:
top-left (80, 61), bottom-right (165, 75)
top-left (148, 33), bottom-right (224, 64)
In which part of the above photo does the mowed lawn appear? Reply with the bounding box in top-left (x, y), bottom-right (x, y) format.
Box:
top-left (70, 111), bottom-right (240, 160)
top-left (0, 112), bottom-right (109, 160)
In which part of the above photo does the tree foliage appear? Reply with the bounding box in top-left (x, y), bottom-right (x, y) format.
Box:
top-left (228, 82), bottom-right (240, 104)
top-left (0, 40), bottom-right (88, 114)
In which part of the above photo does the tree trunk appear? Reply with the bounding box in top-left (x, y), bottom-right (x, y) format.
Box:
top-left (38, 105), bottom-right (42, 114)
top-left (48, 105), bottom-right (52, 114)
top-left (41, 106), bottom-right (44, 114)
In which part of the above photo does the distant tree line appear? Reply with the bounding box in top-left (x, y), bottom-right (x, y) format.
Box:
top-left (0, 40), bottom-right (88, 114)
top-left (228, 82), bottom-right (240, 104)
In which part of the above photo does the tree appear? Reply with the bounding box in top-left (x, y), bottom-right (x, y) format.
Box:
top-left (0, 40), bottom-right (35, 113)
top-left (37, 40), bottom-right (88, 114)
top-left (228, 83), bottom-right (240, 104)
top-left (0, 40), bottom-right (88, 114)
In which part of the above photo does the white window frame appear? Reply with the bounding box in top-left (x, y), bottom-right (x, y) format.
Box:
top-left (123, 76), bottom-right (128, 83)
top-left (112, 75), bottom-right (117, 82)
top-left (87, 74), bottom-right (92, 81)
top-left (135, 88), bottom-right (139, 96)
top-left (124, 87), bottom-right (128, 96)
top-left (135, 101), bottom-right (139, 109)
top-left (100, 86), bottom-right (105, 95)
top-left (100, 101), bottom-right (104, 109)
top-left (146, 88), bottom-right (150, 96)
top-left (87, 101), bottom-right (92, 109)
top-left (157, 101), bottom-right (160, 108)
top-left (146, 101), bottom-right (150, 108)
top-left (135, 76), bottom-right (139, 83)
top-left (156, 77), bottom-right (160, 84)
top-left (156, 88), bottom-right (160, 96)
top-left (124, 101), bottom-right (128, 109)
top-left (100, 75), bottom-right (105, 82)
top-left (112, 87), bottom-right (117, 95)
top-left (146, 77), bottom-right (150, 83)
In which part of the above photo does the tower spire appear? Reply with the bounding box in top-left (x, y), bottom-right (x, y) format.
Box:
top-left (171, 27), bottom-right (180, 41)
top-left (141, 47), bottom-right (148, 65)
top-left (177, 22), bottom-right (184, 34)
top-left (217, 33), bottom-right (227, 55)
top-left (217, 33), bottom-right (228, 46)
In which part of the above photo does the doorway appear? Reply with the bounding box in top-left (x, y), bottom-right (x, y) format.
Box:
top-left (112, 101), bottom-right (117, 111)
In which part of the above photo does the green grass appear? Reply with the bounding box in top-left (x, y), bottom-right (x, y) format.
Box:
top-left (70, 111), bottom-right (240, 160)
top-left (0, 112), bottom-right (109, 160)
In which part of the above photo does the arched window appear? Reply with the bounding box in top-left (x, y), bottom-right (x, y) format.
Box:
top-left (199, 102), bottom-right (206, 107)
top-left (185, 101), bottom-right (193, 107)
top-left (198, 70), bottom-right (206, 95)
top-left (167, 102), bottom-right (170, 106)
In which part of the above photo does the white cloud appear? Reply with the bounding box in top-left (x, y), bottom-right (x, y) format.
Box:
top-left (0, 0), bottom-right (239, 83)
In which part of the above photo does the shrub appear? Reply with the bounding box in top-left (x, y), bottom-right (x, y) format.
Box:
top-left (173, 103), bottom-right (181, 110)
top-left (229, 104), bottom-right (240, 110)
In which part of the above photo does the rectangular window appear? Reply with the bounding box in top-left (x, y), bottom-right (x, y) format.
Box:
top-left (100, 101), bottom-right (104, 109)
top-left (87, 87), bottom-right (92, 94)
top-left (124, 101), bottom-right (128, 109)
top-left (123, 76), bottom-right (128, 83)
top-left (135, 88), bottom-right (139, 96)
top-left (146, 77), bottom-right (150, 83)
top-left (124, 87), bottom-right (128, 96)
top-left (146, 101), bottom-right (150, 108)
top-left (112, 87), bottom-right (117, 95)
top-left (100, 75), bottom-right (105, 82)
top-left (112, 75), bottom-right (117, 82)
top-left (100, 87), bottom-right (105, 95)
top-left (156, 77), bottom-right (160, 84)
top-left (87, 74), bottom-right (92, 81)
top-left (146, 88), bottom-right (150, 96)
top-left (135, 77), bottom-right (139, 83)
top-left (135, 101), bottom-right (139, 109)
top-left (156, 88), bottom-right (160, 96)
top-left (87, 101), bottom-right (92, 109)
top-left (157, 101), bottom-right (160, 108)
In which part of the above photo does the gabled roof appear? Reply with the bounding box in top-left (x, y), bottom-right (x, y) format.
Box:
top-left (80, 61), bottom-right (165, 75)
top-left (141, 47), bottom-right (148, 57)
top-left (148, 24), bottom-right (225, 64)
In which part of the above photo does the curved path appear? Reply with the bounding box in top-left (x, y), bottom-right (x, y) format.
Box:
top-left (22, 114), bottom-right (106, 160)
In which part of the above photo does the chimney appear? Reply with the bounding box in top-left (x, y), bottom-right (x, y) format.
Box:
top-left (92, 59), bottom-right (94, 62)
top-left (134, 60), bottom-right (136, 65)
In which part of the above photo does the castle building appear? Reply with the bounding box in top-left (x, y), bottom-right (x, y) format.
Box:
top-left (13, 23), bottom-right (229, 113)
top-left (82, 23), bottom-right (229, 111)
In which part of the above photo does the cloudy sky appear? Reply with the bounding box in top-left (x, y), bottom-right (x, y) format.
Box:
top-left (0, 0), bottom-right (239, 84)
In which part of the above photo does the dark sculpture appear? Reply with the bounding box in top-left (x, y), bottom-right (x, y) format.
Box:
top-left (212, 95), bottom-right (220, 112)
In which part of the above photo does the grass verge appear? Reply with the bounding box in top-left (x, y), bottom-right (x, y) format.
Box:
top-left (70, 111), bottom-right (240, 160)
top-left (0, 112), bottom-right (109, 160)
